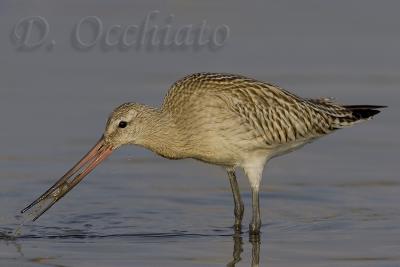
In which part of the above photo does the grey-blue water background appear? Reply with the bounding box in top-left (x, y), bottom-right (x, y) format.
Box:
top-left (0, 1), bottom-right (398, 266)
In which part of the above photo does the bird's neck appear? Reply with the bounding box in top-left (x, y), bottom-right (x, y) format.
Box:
top-left (136, 107), bottom-right (187, 159)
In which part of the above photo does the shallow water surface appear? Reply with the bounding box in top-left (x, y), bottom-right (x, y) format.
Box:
top-left (1, 1), bottom-right (400, 266)
top-left (1, 68), bottom-right (399, 265)
top-left (1, 120), bottom-right (399, 267)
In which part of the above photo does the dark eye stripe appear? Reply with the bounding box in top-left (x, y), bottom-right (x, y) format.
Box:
top-left (118, 121), bottom-right (127, 128)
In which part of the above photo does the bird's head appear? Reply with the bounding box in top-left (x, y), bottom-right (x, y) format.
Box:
top-left (21, 102), bottom-right (157, 220)
top-left (103, 102), bottom-right (154, 149)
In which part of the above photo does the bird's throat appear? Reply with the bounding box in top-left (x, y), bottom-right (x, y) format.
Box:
top-left (136, 108), bottom-right (188, 160)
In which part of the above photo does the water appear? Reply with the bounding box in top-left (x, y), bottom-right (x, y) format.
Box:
top-left (1, 1), bottom-right (399, 266)
top-left (0, 85), bottom-right (398, 267)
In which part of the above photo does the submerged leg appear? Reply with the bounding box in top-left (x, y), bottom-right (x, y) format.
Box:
top-left (227, 168), bottom-right (244, 231)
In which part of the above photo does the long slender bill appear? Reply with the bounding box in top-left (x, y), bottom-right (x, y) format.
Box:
top-left (21, 136), bottom-right (113, 221)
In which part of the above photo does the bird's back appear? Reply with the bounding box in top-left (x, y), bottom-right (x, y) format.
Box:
top-left (161, 73), bottom-right (384, 164)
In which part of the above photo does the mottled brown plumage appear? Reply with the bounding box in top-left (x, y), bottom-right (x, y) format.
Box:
top-left (22, 72), bottom-right (385, 235)
top-left (158, 73), bottom-right (383, 164)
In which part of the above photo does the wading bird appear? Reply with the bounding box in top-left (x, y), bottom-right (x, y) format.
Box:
top-left (22, 73), bottom-right (385, 235)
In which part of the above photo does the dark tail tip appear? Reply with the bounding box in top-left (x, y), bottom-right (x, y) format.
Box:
top-left (343, 105), bottom-right (387, 120)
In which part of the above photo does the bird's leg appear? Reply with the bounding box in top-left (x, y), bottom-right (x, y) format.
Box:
top-left (244, 163), bottom-right (264, 235)
top-left (227, 169), bottom-right (244, 232)
top-left (249, 186), bottom-right (261, 235)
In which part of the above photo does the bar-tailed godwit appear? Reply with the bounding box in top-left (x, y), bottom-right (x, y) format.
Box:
top-left (22, 73), bottom-right (385, 234)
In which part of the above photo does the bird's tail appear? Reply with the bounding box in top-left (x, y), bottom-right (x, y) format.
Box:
top-left (335, 105), bottom-right (387, 128)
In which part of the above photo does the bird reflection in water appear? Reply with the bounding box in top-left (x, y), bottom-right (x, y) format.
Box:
top-left (227, 233), bottom-right (261, 267)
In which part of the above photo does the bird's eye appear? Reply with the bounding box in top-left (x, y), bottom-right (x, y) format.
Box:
top-left (118, 121), bottom-right (127, 128)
